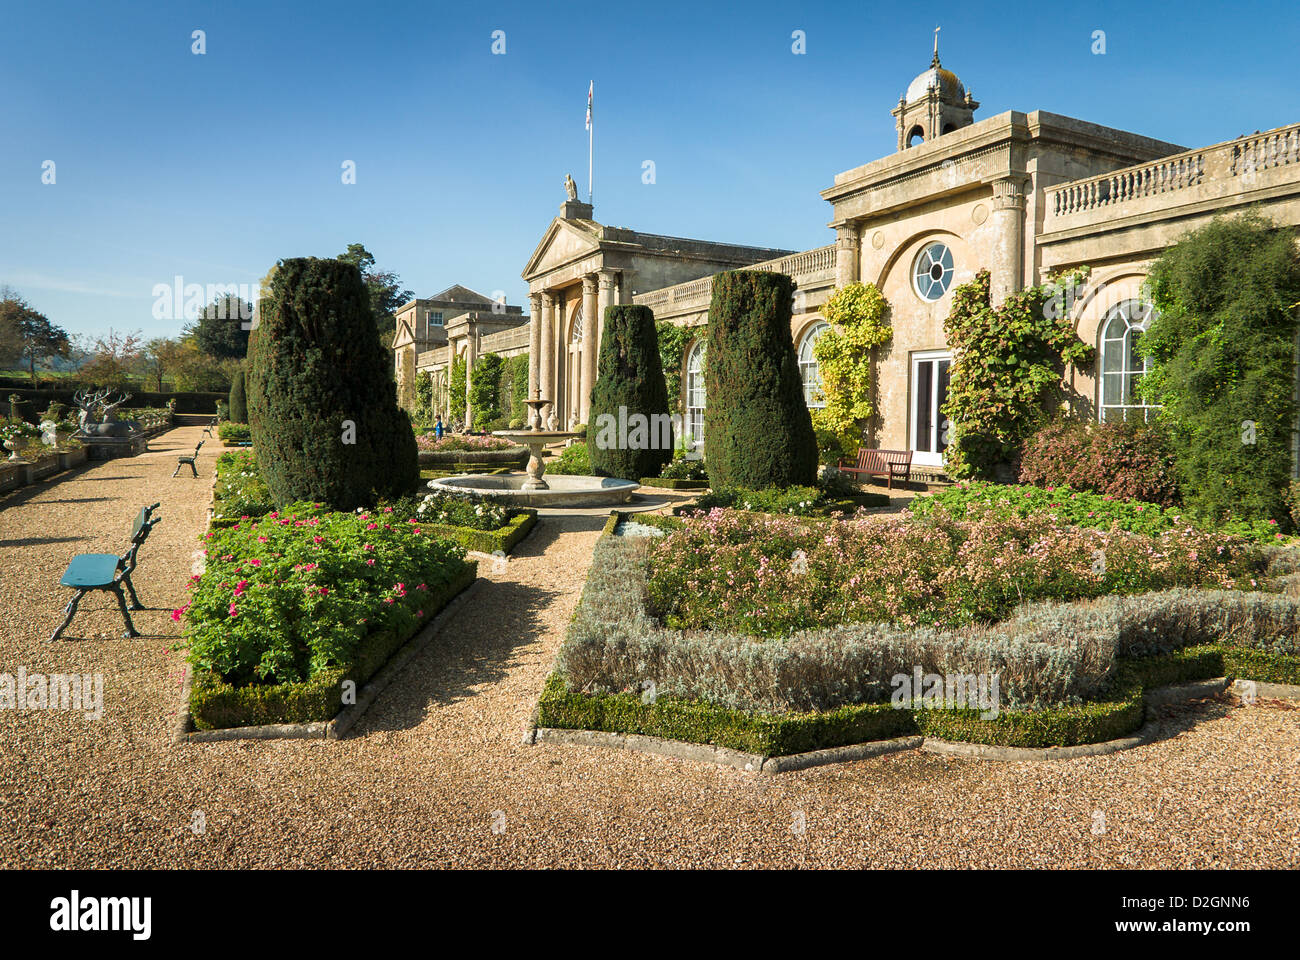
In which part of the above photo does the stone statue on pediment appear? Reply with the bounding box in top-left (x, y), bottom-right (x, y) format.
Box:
top-left (564, 174), bottom-right (578, 201)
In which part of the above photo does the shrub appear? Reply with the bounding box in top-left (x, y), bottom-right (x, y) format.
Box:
top-left (217, 422), bottom-right (251, 443)
top-left (703, 270), bottom-right (818, 488)
top-left (659, 456), bottom-right (708, 482)
top-left (212, 451), bottom-right (273, 520)
top-left (415, 433), bottom-right (516, 453)
top-left (587, 305), bottom-right (672, 481)
top-left (1139, 212), bottom-right (1300, 528)
top-left (227, 367), bottom-right (247, 423)
top-left (942, 268), bottom-right (1094, 480)
top-left (910, 481), bottom-right (1287, 541)
top-left (1019, 418), bottom-right (1180, 507)
top-left (647, 507), bottom-right (1262, 639)
top-left (548, 441), bottom-right (591, 475)
top-left (690, 486), bottom-right (829, 516)
top-left (180, 502), bottom-right (469, 686)
top-left (656, 320), bottom-right (692, 415)
top-left (246, 257), bottom-right (419, 510)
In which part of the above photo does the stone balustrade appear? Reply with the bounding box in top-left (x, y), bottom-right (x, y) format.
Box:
top-left (633, 243), bottom-right (838, 317)
top-left (1044, 120), bottom-right (1300, 230)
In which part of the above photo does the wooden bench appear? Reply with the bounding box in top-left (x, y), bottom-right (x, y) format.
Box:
top-left (50, 503), bottom-right (161, 641)
top-left (172, 439), bottom-right (204, 478)
top-left (837, 448), bottom-right (914, 490)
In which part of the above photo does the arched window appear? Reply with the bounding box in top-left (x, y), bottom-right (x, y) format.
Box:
top-left (570, 305), bottom-right (584, 343)
top-left (906, 126), bottom-right (925, 147)
top-left (914, 242), bottom-right (954, 301)
top-left (798, 321), bottom-right (829, 408)
top-left (1099, 299), bottom-right (1158, 423)
top-left (685, 340), bottom-right (706, 448)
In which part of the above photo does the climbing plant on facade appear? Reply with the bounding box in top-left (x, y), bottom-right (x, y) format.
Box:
top-left (812, 281), bottom-right (893, 458)
top-left (941, 267), bottom-right (1093, 480)
top-left (448, 355), bottom-right (467, 424)
top-left (656, 319), bottom-right (693, 415)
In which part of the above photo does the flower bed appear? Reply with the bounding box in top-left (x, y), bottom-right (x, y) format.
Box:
top-left (539, 525), bottom-right (1300, 754)
top-left (182, 502), bottom-right (476, 728)
top-left (911, 481), bottom-right (1281, 542)
top-left (211, 451), bottom-right (274, 524)
top-left (683, 485), bottom-right (888, 517)
top-left (218, 422), bottom-right (252, 444)
top-left (377, 492), bottom-right (538, 554)
top-left (415, 433), bottom-right (518, 452)
top-left (649, 507), bottom-right (1262, 638)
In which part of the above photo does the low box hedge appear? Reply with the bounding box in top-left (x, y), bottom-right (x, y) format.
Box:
top-left (190, 561), bottom-right (477, 729)
top-left (638, 477), bottom-right (710, 491)
top-left (417, 447), bottom-right (527, 469)
top-left (416, 510), bottom-right (537, 555)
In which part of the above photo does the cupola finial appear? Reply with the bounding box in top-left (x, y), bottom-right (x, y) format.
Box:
top-left (932, 25), bottom-right (941, 67)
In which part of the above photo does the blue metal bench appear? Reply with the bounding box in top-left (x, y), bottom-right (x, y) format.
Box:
top-left (202, 416), bottom-right (218, 437)
top-left (173, 439), bottom-right (204, 478)
top-left (50, 503), bottom-right (162, 641)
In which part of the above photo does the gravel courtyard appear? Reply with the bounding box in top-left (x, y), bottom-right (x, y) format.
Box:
top-left (1, 424), bottom-right (1297, 869)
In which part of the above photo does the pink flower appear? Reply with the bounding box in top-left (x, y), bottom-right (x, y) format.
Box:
top-left (228, 602), bottom-right (239, 617)
top-left (170, 609), bottom-right (183, 622)
top-left (366, 559), bottom-right (375, 566)
top-left (250, 558), bottom-right (262, 567)
top-left (313, 536), bottom-right (324, 544)
top-left (366, 523), bottom-right (378, 530)
top-left (234, 579), bottom-right (249, 597)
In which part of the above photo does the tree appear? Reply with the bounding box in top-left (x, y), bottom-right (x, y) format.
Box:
top-left (469, 353), bottom-right (504, 429)
top-left (75, 329), bottom-right (144, 387)
top-left (140, 337), bottom-right (187, 391)
top-left (1138, 212), bottom-right (1300, 526)
top-left (703, 271), bottom-right (818, 488)
top-left (0, 287), bottom-right (70, 384)
top-left (228, 367), bottom-right (248, 423)
top-left (248, 257), bottom-right (418, 510)
top-left (190, 295), bottom-right (253, 359)
top-left (588, 305), bottom-right (673, 480)
top-left (338, 243), bottom-right (413, 346)
top-left (813, 282), bottom-right (893, 459)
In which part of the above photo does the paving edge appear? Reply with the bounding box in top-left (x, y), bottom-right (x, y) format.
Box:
top-left (174, 577), bottom-right (483, 744)
top-left (527, 676), bottom-right (1299, 772)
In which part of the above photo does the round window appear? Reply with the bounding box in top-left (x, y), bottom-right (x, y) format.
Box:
top-left (913, 242), bottom-right (955, 301)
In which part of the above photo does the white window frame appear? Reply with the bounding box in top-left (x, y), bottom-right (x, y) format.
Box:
top-left (913, 242), bottom-right (955, 302)
top-left (1098, 300), bottom-right (1158, 423)
top-left (798, 321), bottom-right (829, 409)
top-left (910, 349), bottom-right (952, 466)
top-left (685, 340), bottom-right (706, 450)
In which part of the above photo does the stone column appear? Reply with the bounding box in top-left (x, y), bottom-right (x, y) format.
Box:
top-left (581, 274), bottom-right (599, 423)
top-left (990, 177), bottom-right (1027, 306)
top-left (539, 292), bottom-right (556, 425)
top-left (596, 270), bottom-right (617, 376)
top-left (835, 222), bottom-right (861, 288)
top-left (464, 327), bottom-right (478, 430)
top-left (618, 269), bottom-right (637, 305)
top-left (527, 292), bottom-right (542, 426)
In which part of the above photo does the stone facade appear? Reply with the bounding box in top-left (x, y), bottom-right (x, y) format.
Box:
top-left (406, 54), bottom-right (1300, 472)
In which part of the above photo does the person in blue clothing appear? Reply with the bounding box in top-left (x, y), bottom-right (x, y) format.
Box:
top-left (435, 414), bottom-right (444, 440)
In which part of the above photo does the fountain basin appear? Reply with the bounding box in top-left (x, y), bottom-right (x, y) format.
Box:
top-left (428, 473), bottom-right (639, 507)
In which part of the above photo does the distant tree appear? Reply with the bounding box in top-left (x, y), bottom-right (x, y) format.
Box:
top-left (0, 287), bottom-right (71, 384)
top-left (228, 367), bottom-right (248, 423)
top-left (190, 295), bottom-right (254, 359)
top-left (76, 329), bottom-right (144, 387)
top-left (140, 337), bottom-right (187, 391)
top-left (338, 243), bottom-right (413, 346)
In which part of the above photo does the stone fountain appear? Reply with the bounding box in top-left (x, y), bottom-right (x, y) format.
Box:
top-left (425, 395), bottom-right (640, 506)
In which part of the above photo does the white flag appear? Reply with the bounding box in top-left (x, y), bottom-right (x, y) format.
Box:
top-left (586, 81), bottom-right (593, 131)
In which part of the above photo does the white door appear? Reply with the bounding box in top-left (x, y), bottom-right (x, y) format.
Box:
top-left (910, 350), bottom-right (952, 467)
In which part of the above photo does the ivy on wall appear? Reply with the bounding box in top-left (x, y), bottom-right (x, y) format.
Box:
top-left (812, 282), bottom-right (893, 458)
top-left (941, 267), bottom-right (1094, 480)
top-left (656, 320), bottom-right (693, 415)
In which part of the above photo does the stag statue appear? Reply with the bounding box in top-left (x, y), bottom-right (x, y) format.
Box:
top-left (73, 387), bottom-right (132, 429)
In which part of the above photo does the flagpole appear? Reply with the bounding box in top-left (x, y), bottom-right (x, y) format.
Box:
top-left (587, 82), bottom-right (594, 204)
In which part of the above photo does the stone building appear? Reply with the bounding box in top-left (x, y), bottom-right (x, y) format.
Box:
top-left (412, 48), bottom-right (1300, 471)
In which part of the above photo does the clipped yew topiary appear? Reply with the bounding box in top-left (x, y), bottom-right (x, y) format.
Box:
top-left (703, 270), bottom-right (817, 488)
top-left (247, 257), bottom-right (419, 510)
top-left (227, 366), bottom-right (247, 423)
top-left (587, 304), bottom-right (672, 480)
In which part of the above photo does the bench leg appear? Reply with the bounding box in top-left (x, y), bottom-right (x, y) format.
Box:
top-left (188, 460), bottom-right (198, 478)
top-left (49, 591), bottom-right (85, 642)
top-left (122, 572), bottom-right (144, 611)
top-left (112, 585), bottom-right (139, 638)
top-left (171, 461), bottom-right (182, 478)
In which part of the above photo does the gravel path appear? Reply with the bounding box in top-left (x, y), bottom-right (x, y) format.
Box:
top-left (1, 424), bottom-right (1297, 868)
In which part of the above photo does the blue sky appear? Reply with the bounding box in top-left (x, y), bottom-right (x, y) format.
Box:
top-left (2, 0), bottom-right (1298, 340)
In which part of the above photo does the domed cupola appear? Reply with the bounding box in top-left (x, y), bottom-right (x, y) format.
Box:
top-left (892, 29), bottom-right (979, 150)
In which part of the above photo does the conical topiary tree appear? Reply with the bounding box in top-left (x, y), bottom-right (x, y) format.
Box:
top-left (587, 304), bottom-right (672, 480)
top-left (703, 270), bottom-right (818, 488)
top-left (247, 257), bottom-right (419, 510)
top-left (227, 367), bottom-right (247, 423)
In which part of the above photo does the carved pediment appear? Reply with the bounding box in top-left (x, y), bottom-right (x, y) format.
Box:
top-left (522, 218), bottom-right (602, 280)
